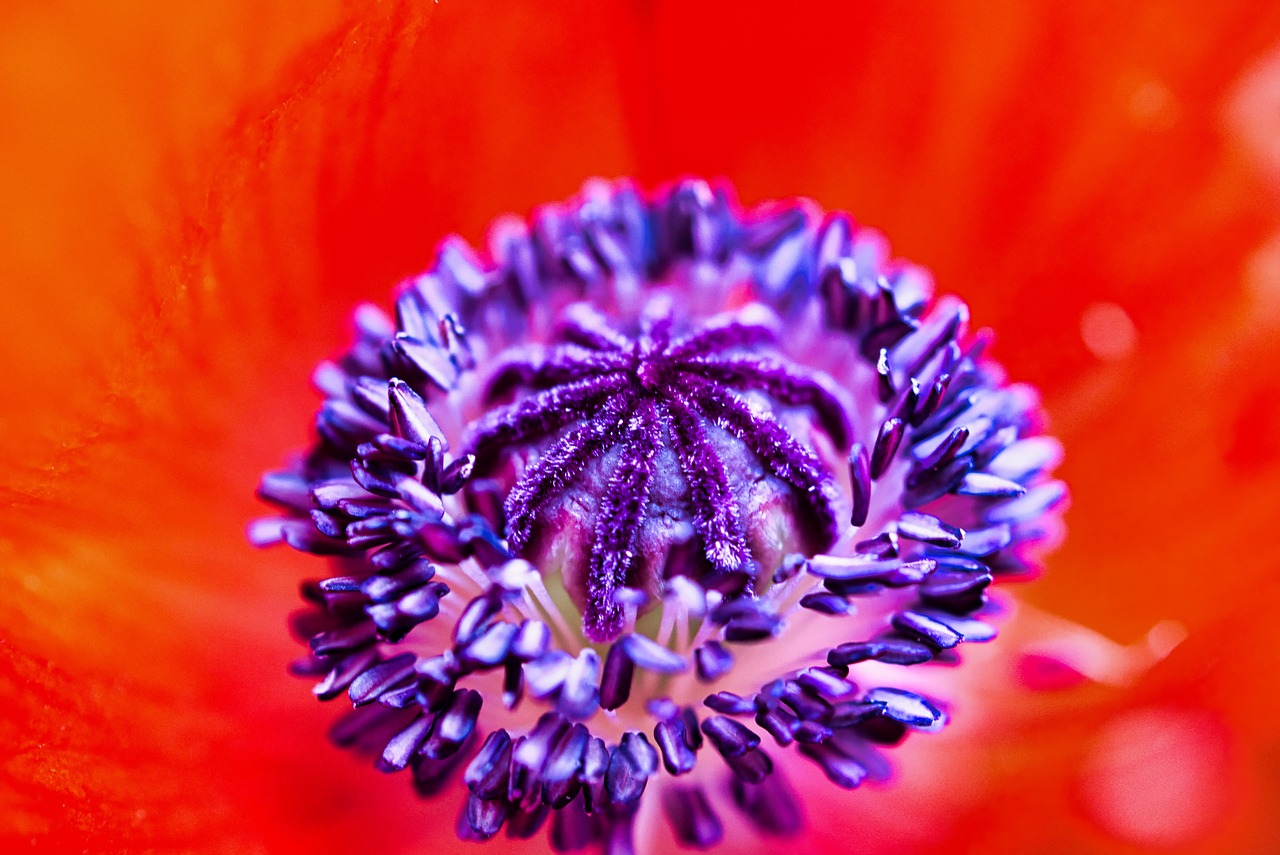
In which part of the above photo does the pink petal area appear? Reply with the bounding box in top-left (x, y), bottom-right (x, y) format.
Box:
top-left (1078, 708), bottom-right (1231, 848)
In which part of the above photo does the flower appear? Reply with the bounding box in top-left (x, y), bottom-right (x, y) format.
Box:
top-left (4, 2), bottom-right (1280, 854)
top-left (251, 178), bottom-right (1066, 851)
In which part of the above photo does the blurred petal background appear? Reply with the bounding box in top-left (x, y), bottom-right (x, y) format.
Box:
top-left (2, 1), bottom-right (1279, 852)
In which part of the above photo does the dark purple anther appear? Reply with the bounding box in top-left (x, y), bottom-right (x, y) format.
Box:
top-left (694, 643), bottom-right (734, 682)
top-left (875, 348), bottom-right (894, 402)
top-left (322, 398), bottom-right (385, 444)
top-left (502, 660), bottom-right (524, 710)
top-left (720, 605), bottom-right (781, 641)
top-left (854, 529), bottom-right (899, 558)
top-left (701, 715), bottom-right (761, 759)
top-left (808, 555), bottom-right (936, 587)
top-left (986, 481), bottom-right (1067, 524)
top-left (896, 511), bottom-right (964, 548)
top-left (438, 455), bottom-right (477, 495)
top-left (369, 432), bottom-right (429, 461)
top-left (465, 794), bottom-right (509, 839)
top-left (955, 522), bottom-right (1012, 557)
top-left (600, 642), bottom-right (635, 711)
top-left (730, 772), bottom-right (804, 836)
top-left (799, 743), bottom-right (866, 789)
top-left (350, 460), bottom-right (403, 498)
top-left (604, 743), bottom-right (649, 807)
top-left (920, 570), bottom-right (993, 604)
top-left (620, 633), bottom-right (689, 674)
top-left (885, 377), bottom-right (921, 427)
top-left (366, 540), bottom-right (424, 573)
top-left (348, 652), bottom-right (417, 706)
top-left (315, 574), bottom-right (360, 595)
top-left (457, 621), bottom-right (517, 670)
top-left (957, 471), bottom-right (1026, 498)
top-left (723, 746), bottom-right (773, 783)
top-left (418, 520), bottom-right (467, 563)
top-left (653, 718), bottom-right (697, 776)
top-left (309, 622), bottom-right (377, 657)
top-left (849, 442), bottom-right (871, 527)
top-left (754, 679), bottom-right (786, 715)
top-left (541, 723), bottom-right (590, 809)
top-left (919, 610), bottom-right (996, 642)
top-left (793, 721), bottom-right (833, 744)
top-left (506, 802), bottom-right (550, 840)
top-left (421, 688), bottom-right (482, 759)
top-left (379, 683), bottom-right (421, 709)
top-left (308, 478), bottom-right (368, 510)
top-left (662, 784), bottom-right (724, 849)
top-left (392, 335), bottom-right (458, 392)
top-left (371, 581), bottom-right (440, 634)
top-left (828, 638), bottom-right (934, 667)
top-left (414, 654), bottom-right (457, 711)
top-left (679, 707), bottom-right (704, 751)
top-left (557, 650), bottom-right (602, 721)
top-left (378, 714), bottom-right (435, 772)
top-left (865, 687), bottom-right (945, 729)
top-left (579, 736), bottom-right (610, 814)
top-left (704, 692), bottom-right (756, 716)
top-left (892, 611), bottom-right (963, 649)
top-left (756, 707), bottom-right (799, 747)
top-left (796, 667), bottom-right (856, 699)
top-left (510, 619), bottom-right (551, 661)
top-left (989, 435), bottom-right (1062, 482)
top-left (465, 730), bottom-right (514, 800)
top-left (621, 732), bottom-right (659, 777)
top-left (914, 425), bottom-right (970, 472)
top-left (523, 650), bottom-right (572, 699)
top-left (361, 559), bottom-right (435, 599)
top-left (257, 471), bottom-right (312, 510)
top-left (911, 372), bottom-right (950, 426)
top-left (510, 714), bottom-right (567, 804)
top-left (869, 417), bottom-right (904, 480)
top-left (647, 697), bottom-right (680, 721)
top-left (453, 593), bottom-right (502, 646)
top-left (779, 682), bottom-right (831, 722)
top-left (309, 510), bottom-right (344, 539)
top-left (827, 701), bottom-right (886, 728)
top-left (799, 592), bottom-right (854, 615)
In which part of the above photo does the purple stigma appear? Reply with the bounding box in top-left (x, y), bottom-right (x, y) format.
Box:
top-left (466, 300), bottom-right (842, 642)
top-left (252, 178), bottom-right (1067, 854)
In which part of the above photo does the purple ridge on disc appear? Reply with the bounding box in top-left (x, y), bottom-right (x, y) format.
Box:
top-left (252, 178), bottom-right (1067, 853)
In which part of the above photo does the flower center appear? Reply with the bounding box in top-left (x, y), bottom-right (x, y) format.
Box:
top-left (252, 178), bottom-right (1068, 853)
top-left (466, 302), bottom-right (846, 643)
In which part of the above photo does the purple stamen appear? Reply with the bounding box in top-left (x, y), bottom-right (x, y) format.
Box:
top-left (662, 784), bottom-right (724, 848)
top-left (869, 416), bottom-right (905, 480)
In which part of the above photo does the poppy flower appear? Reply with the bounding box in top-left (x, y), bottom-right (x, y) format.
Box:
top-left (4, 2), bottom-right (1280, 854)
